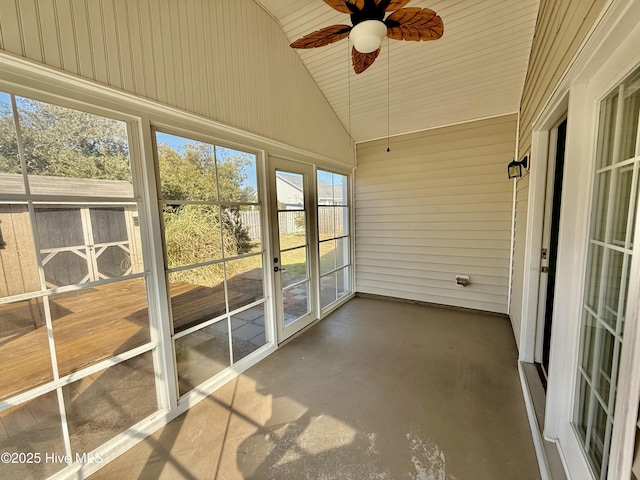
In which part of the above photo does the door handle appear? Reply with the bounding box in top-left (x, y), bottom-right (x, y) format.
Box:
top-left (274, 266), bottom-right (287, 272)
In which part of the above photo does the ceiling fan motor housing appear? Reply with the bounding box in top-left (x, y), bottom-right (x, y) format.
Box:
top-left (348, 0), bottom-right (386, 25)
top-left (350, 20), bottom-right (387, 53)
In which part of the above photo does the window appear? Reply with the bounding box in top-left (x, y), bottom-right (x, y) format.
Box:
top-left (575, 67), bottom-right (640, 478)
top-left (317, 170), bottom-right (351, 309)
top-left (0, 92), bottom-right (158, 479)
top-left (155, 132), bottom-right (267, 397)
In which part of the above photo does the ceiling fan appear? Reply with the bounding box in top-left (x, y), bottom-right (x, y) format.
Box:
top-left (290, 0), bottom-right (444, 74)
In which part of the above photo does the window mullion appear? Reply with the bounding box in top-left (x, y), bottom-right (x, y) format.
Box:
top-left (10, 94), bottom-right (30, 194)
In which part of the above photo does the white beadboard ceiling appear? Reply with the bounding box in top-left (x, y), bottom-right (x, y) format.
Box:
top-left (254, 0), bottom-right (539, 144)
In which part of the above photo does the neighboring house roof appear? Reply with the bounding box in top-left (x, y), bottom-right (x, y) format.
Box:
top-left (276, 171), bottom-right (341, 205)
top-left (276, 172), bottom-right (302, 190)
top-left (0, 173), bottom-right (134, 198)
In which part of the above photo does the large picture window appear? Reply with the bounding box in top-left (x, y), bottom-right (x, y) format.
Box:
top-left (317, 170), bottom-right (351, 310)
top-left (0, 92), bottom-right (159, 479)
top-left (155, 132), bottom-right (267, 397)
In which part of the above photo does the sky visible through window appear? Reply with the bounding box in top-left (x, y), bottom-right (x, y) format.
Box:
top-left (156, 131), bottom-right (257, 194)
top-left (1, 90), bottom-right (338, 195)
top-left (317, 170), bottom-right (332, 186)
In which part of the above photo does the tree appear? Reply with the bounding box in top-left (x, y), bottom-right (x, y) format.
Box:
top-left (157, 142), bottom-right (256, 257)
top-left (0, 95), bottom-right (256, 266)
top-left (0, 97), bottom-right (131, 181)
top-left (0, 101), bottom-right (20, 174)
top-left (157, 143), bottom-right (255, 203)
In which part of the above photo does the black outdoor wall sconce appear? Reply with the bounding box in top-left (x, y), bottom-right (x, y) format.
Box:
top-left (508, 155), bottom-right (528, 179)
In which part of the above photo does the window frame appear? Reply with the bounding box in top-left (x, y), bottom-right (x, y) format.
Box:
top-left (0, 87), bottom-right (168, 473)
top-left (0, 50), bottom-right (352, 478)
top-left (316, 168), bottom-right (354, 316)
top-left (151, 126), bottom-right (274, 401)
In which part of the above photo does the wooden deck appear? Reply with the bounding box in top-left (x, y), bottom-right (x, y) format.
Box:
top-left (0, 277), bottom-right (258, 402)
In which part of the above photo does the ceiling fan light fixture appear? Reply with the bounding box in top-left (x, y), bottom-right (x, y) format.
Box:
top-left (349, 20), bottom-right (387, 54)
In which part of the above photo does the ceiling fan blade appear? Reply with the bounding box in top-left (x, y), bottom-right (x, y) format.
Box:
top-left (352, 47), bottom-right (380, 74)
top-left (376, 0), bottom-right (411, 11)
top-left (290, 25), bottom-right (352, 49)
top-left (323, 0), bottom-right (364, 14)
top-left (385, 8), bottom-right (444, 41)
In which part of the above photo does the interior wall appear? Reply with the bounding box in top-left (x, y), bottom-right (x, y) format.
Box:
top-left (510, 0), bottom-right (609, 348)
top-left (355, 115), bottom-right (517, 315)
top-left (0, 0), bottom-right (353, 164)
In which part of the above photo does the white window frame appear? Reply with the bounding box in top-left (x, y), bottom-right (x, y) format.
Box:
top-left (316, 168), bottom-right (354, 316)
top-left (0, 46), bottom-right (354, 479)
top-left (0, 87), bottom-right (170, 478)
top-left (519, 2), bottom-right (640, 479)
top-left (150, 125), bottom-right (275, 405)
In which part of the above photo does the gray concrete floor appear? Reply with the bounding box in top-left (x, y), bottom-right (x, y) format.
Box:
top-left (91, 297), bottom-right (541, 480)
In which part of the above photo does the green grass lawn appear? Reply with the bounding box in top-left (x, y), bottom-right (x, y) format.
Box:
top-left (277, 234), bottom-right (345, 285)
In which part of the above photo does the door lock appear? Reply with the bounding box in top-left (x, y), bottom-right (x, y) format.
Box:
top-left (541, 266), bottom-right (549, 273)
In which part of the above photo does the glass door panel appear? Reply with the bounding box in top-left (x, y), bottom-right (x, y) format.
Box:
top-left (575, 66), bottom-right (640, 479)
top-left (270, 158), bottom-right (317, 341)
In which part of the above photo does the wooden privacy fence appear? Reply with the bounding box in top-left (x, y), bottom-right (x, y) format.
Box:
top-left (239, 208), bottom-right (344, 239)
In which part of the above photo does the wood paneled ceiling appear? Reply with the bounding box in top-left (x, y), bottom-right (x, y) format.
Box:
top-left (254, 0), bottom-right (540, 144)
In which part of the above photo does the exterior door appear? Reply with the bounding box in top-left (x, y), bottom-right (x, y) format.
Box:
top-left (535, 118), bottom-right (567, 384)
top-left (574, 66), bottom-right (640, 479)
top-left (269, 157), bottom-right (318, 342)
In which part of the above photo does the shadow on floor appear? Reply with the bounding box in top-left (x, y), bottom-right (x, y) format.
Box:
top-left (90, 297), bottom-right (541, 480)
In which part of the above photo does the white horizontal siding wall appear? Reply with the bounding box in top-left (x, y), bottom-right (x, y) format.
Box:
top-left (510, 0), bottom-right (609, 349)
top-left (0, 0), bottom-right (353, 164)
top-left (355, 115), bottom-right (517, 314)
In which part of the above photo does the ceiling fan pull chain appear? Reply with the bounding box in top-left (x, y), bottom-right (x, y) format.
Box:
top-left (387, 36), bottom-right (391, 153)
top-left (348, 39), bottom-right (352, 137)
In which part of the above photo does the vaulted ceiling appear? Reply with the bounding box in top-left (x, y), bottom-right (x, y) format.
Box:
top-left (254, 0), bottom-right (540, 144)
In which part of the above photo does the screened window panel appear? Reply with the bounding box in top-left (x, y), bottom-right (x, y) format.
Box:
top-left (0, 392), bottom-right (66, 479)
top-left (231, 305), bottom-right (266, 362)
top-left (156, 133), bottom-right (266, 395)
top-left (51, 278), bottom-right (151, 376)
top-left (0, 92), bottom-right (22, 188)
top-left (215, 147), bottom-right (258, 203)
top-left (226, 255), bottom-right (264, 312)
top-left (156, 132), bottom-right (217, 202)
top-left (169, 263), bottom-right (226, 333)
top-left (283, 281), bottom-right (310, 326)
top-left (15, 96), bottom-right (133, 195)
top-left (63, 352), bottom-right (157, 454)
top-left (175, 320), bottom-right (230, 397)
top-left (163, 204), bottom-right (222, 269)
top-left (317, 170), bottom-right (351, 310)
top-left (0, 298), bottom-right (51, 401)
top-left (0, 204), bottom-right (40, 297)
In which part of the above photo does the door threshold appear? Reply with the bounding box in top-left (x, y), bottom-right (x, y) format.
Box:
top-left (278, 317), bottom-right (321, 347)
top-left (520, 361), bottom-right (568, 480)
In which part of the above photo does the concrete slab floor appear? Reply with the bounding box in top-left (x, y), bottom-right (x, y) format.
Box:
top-left (91, 297), bottom-right (541, 480)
